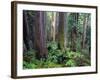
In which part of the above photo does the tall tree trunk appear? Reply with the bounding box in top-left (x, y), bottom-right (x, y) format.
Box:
top-left (64, 13), bottom-right (69, 49)
top-left (71, 13), bottom-right (79, 52)
top-left (23, 11), bottom-right (31, 50)
top-left (44, 12), bottom-right (47, 42)
top-left (55, 13), bottom-right (59, 41)
top-left (34, 11), bottom-right (48, 59)
top-left (58, 12), bottom-right (65, 50)
top-left (52, 12), bottom-right (56, 41)
top-left (82, 14), bottom-right (88, 49)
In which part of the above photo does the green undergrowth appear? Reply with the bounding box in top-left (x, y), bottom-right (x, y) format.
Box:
top-left (23, 41), bottom-right (90, 69)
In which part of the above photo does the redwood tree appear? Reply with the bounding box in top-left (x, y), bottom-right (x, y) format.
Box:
top-left (57, 12), bottom-right (65, 50)
top-left (34, 11), bottom-right (48, 59)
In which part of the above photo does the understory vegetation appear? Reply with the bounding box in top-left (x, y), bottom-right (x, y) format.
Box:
top-left (23, 41), bottom-right (90, 69)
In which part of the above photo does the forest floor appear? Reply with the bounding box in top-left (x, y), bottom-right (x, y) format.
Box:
top-left (23, 42), bottom-right (91, 69)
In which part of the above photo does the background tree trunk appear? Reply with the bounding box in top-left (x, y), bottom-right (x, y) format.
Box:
top-left (58, 12), bottom-right (65, 50)
top-left (23, 11), bottom-right (32, 50)
top-left (34, 11), bottom-right (48, 59)
top-left (71, 13), bottom-right (79, 52)
top-left (64, 13), bottom-right (69, 49)
top-left (82, 14), bottom-right (88, 49)
top-left (52, 12), bottom-right (56, 41)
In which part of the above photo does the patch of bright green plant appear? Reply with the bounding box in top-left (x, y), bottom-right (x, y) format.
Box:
top-left (65, 59), bottom-right (77, 67)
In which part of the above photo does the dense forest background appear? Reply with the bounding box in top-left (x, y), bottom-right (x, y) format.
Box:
top-left (23, 10), bottom-right (91, 69)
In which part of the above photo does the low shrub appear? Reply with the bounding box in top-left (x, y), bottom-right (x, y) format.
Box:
top-left (23, 41), bottom-right (90, 69)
